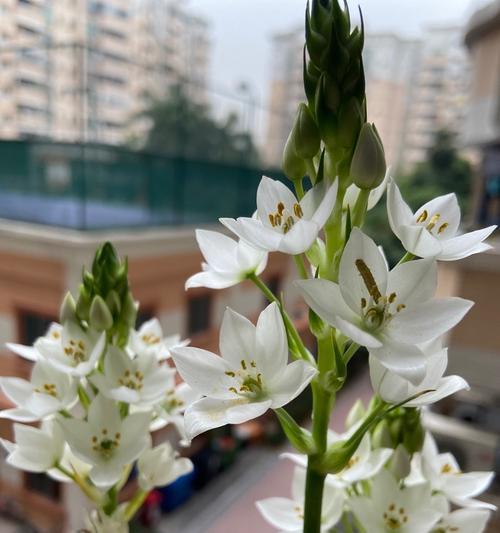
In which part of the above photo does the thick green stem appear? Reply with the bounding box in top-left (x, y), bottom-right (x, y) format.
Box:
top-left (293, 254), bottom-right (309, 279)
top-left (351, 188), bottom-right (370, 228)
top-left (303, 466), bottom-right (326, 533)
top-left (56, 464), bottom-right (101, 504)
top-left (123, 489), bottom-right (148, 522)
top-left (248, 273), bottom-right (314, 365)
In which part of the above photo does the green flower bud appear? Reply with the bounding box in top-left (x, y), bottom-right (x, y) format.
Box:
top-left (402, 409), bottom-right (425, 454)
top-left (282, 130), bottom-right (307, 182)
top-left (76, 286), bottom-right (92, 321)
top-left (346, 399), bottom-right (366, 429)
top-left (60, 292), bottom-right (76, 324)
top-left (388, 444), bottom-right (411, 480)
top-left (105, 290), bottom-right (121, 317)
top-left (121, 292), bottom-right (138, 328)
top-left (372, 419), bottom-right (394, 449)
top-left (350, 122), bottom-right (386, 190)
top-left (89, 295), bottom-right (113, 332)
top-left (292, 103), bottom-right (321, 160)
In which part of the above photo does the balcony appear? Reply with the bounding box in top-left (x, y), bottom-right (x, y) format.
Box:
top-left (0, 139), bottom-right (281, 230)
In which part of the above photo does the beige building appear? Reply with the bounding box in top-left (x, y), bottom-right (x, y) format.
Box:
top-left (0, 219), bottom-right (294, 531)
top-left (0, 0), bottom-right (210, 144)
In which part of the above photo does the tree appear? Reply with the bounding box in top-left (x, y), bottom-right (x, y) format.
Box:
top-left (139, 84), bottom-right (260, 165)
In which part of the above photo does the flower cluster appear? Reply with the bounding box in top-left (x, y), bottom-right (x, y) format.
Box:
top-left (0, 244), bottom-right (195, 531)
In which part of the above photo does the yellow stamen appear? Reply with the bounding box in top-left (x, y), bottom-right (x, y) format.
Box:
top-left (293, 203), bottom-right (303, 218)
top-left (277, 202), bottom-right (285, 216)
top-left (438, 222), bottom-right (449, 234)
top-left (416, 209), bottom-right (428, 223)
top-left (268, 214), bottom-right (276, 227)
top-left (355, 259), bottom-right (382, 303)
top-left (426, 213), bottom-right (441, 231)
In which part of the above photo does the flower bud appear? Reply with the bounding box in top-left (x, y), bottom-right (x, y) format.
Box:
top-left (346, 399), bottom-right (366, 429)
top-left (292, 103), bottom-right (321, 160)
top-left (387, 444), bottom-right (411, 480)
top-left (350, 122), bottom-right (386, 190)
top-left (89, 295), bottom-right (113, 332)
top-left (121, 292), bottom-right (138, 327)
top-left (282, 130), bottom-right (307, 182)
top-left (76, 286), bottom-right (92, 320)
top-left (402, 409), bottom-right (425, 454)
top-left (105, 289), bottom-right (121, 316)
top-left (60, 292), bottom-right (76, 324)
top-left (372, 419), bottom-right (393, 449)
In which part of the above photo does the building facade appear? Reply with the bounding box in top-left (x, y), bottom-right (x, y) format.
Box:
top-left (0, 0), bottom-right (210, 144)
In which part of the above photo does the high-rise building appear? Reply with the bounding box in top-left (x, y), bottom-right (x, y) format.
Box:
top-left (0, 0), bottom-right (211, 144)
top-left (263, 24), bottom-right (470, 171)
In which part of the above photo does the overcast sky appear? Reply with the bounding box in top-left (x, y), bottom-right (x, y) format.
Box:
top-left (188, 0), bottom-right (490, 141)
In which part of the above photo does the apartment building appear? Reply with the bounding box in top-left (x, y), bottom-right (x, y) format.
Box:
top-left (0, 0), bottom-right (210, 144)
top-left (263, 25), bottom-right (470, 172)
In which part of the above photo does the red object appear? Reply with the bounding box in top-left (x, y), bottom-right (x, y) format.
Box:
top-left (140, 490), bottom-right (162, 527)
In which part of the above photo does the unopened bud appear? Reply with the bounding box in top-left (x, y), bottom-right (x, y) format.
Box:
top-left (372, 419), bottom-right (393, 449)
top-left (402, 409), bottom-right (425, 454)
top-left (292, 103), bottom-right (320, 160)
top-left (76, 286), bottom-right (92, 320)
top-left (346, 399), bottom-right (366, 429)
top-left (388, 444), bottom-right (411, 480)
top-left (105, 290), bottom-right (121, 316)
top-left (282, 130), bottom-right (307, 182)
top-left (121, 292), bottom-right (138, 327)
top-left (89, 295), bottom-right (113, 331)
top-left (60, 292), bottom-right (76, 324)
top-left (350, 123), bottom-right (386, 190)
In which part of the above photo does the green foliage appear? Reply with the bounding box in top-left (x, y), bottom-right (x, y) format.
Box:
top-left (139, 84), bottom-right (260, 166)
top-left (365, 130), bottom-right (473, 265)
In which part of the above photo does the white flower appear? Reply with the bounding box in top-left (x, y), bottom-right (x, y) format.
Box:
top-left (282, 429), bottom-right (392, 488)
top-left (148, 377), bottom-right (202, 444)
top-left (421, 432), bottom-right (496, 510)
top-left (185, 229), bottom-right (268, 289)
top-left (6, 322), bottom-right (62, 362)
top-left (220, 176), bottom-right (338, 255)
top-left (129, 318), bottom-right (188, 361)
top-left (137, 442), bottom-right (193, 491)
top-left (387, 179), bottom-right (496, 261)
top-left (296, 228), bottom-right (473, 384)
top-left (59, 394), bottom-right (151, 488)
top-left (171, 303), bottom-right (317, 441)
top-left (35, 321), bottom-right (105, 377)
top-left (0, 420), bottom-right (65, 473)
top-left (349, 469), bottom-right (442, 533)
top-left (369, 342), bottom-right (469, 406)
top-left (0, 360), bottom-right (77, 422)
top-left (344, 168), bottom-right (389, 211)
top-left (431, 495), bottom-right (491, 533)
top-left (256, 466), bottom-right (344, 532)
top-left (91, 346), bottom-right (174, 405)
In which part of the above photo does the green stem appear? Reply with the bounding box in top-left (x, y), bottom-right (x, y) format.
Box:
top-left (303, 466), bottom-right (326, 533)
top-left (342, 512), bottom-right (354, 533)
top-left (293, 254), bottom-right (309, 279)
top-left (397, 251), bottom-right (415, 265)
top-left (55, 464), bottom-right (101, 504)
top-left (248, 273), bottom-right (314, 365)
top-left (324, 185), bottom-right (346, 281)
top-left (343, 342), bottom-right (360, 364)
top-left (305, 159), bottom-right (317, 184)
top-left (294, 178), bottom-right (305, 199)
top-left (123, 489), bottom-right (148, 523)
top-left (77, 384), bottom-right (91, 411)
top-left (351, 188), bottom-right (370, 228)
top-left (103, 485), bottom-right (118, 516)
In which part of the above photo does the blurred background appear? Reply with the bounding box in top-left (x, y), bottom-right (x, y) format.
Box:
top-left (0, 0), bottom-right (499, 531)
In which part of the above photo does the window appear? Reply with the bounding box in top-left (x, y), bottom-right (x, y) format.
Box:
top-left (17, 310), bottom-right (56, 345)
top-left (24, 472), bottom-right (60, 501)
top-left (187, 293), bottom-right (212, 335)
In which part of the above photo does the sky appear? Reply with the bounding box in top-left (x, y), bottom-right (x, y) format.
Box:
top-left (188, 0), bottom-right (490, 142)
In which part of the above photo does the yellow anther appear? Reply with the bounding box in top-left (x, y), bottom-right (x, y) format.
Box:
top-left (277, 202), bottom-right (285, 216)
top-left (355, 259), bottom-right (382, 303)
top-left (397, 304), bottom-right (406, 312)
top-left (426, 213), bottom-right (441, 231)
top-left (416, 209), bottom-right (428, 223)
top-left (275, 214), bottom-right (282, 226)
top-left (240, 360), bottom-right (247, 370)
top-left (268, 214), bottom-right (276, 227)
top-left (441, 463), bottom-right (454, 474)
top-left (225, 371), bottom-right (236, 377)
top-left (293, 203), bottom-right (303, 218)
top-left (250, 360), bottom-right (256, 368)
top-left (438, 222), bottom-right (449, 234)
top-left (388, 292), bottom-right (397, 303)
top-left (361, 297), bottom-right (367, 308)
top-left (229, 387), bottom-right (238, 394)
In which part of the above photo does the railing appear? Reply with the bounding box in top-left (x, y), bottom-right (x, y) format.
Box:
top-left (0, 140), bottom-right (282, 230)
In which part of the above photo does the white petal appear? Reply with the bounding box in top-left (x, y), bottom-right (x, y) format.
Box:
top-left (443, 471), bottom-right (495, 501)
top-left (418, 193), bottom-right (461, 236)
top-left (185, 270), bottom-right (239, 290)
top-left (439, 508), bottom-right (491, 533)
top-left (304, 179), bottom-right (338, 228)
top-left (387, 258), bottom-right (437, 306)
top-left (387, 179), bottom-right (415, 229)
top-left (0, 408), bottom-right (40, 422)
top-left (279, 219), bottom-right (320, 254)
top-left (370, 339), bottom-right (426, 385)
top-left (332, 315), bottom-right (382, 348)
top-left (5, 342), bottom-right (39, 361)
top-left (220, 217), bottom-right (283, 252)
top-left (195, 229), bottom-right (239, 272)
top-left (171, 346), bottom-right (236, 399)
top-left (257, 176), bottom-right (298, 229)
top-left (219, 308), bottom-right (256, 368)
top-left (389, 297), bottom-right (474, 344)
top-left (236, 239), bottom-right (267, 271)
top-left (268, 360), bottom-right (317, 408)
top-left (439, 226), bottom-right (496, 261)
top-left (89, 462), bottom-right (123, 489)
top-left (0, 377), bottom-right (33, 406)
top-left (184, 397), bottom-right (272, 440)
top-left (406, 375), bottom-right (469, 407)
top-left (256, 497), bottom-right (302, 531)
top-left (255, 302), bottom-right (288, 378)
top-left (395, 223), bottom-right (443, 257)
top-left (339, 228), bottom-right (389, 313)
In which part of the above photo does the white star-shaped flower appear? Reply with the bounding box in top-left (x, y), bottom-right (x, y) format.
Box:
top-left (6, 322), bottom-right (62, 362)
top-left (129, 318), bottom-right (188, 361)
top-left (220, 176), bottom-right (338, 255)
top-left (387, 179), bottom-right (496, 261)
top-left (431, 494), bottom-right (491, 533)
top-left (186, 229), bottom-right (268, 289)
top-left (296, 228), bottom-right (473, 384)
top-left (171, 303), bottom-right (317, 441)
